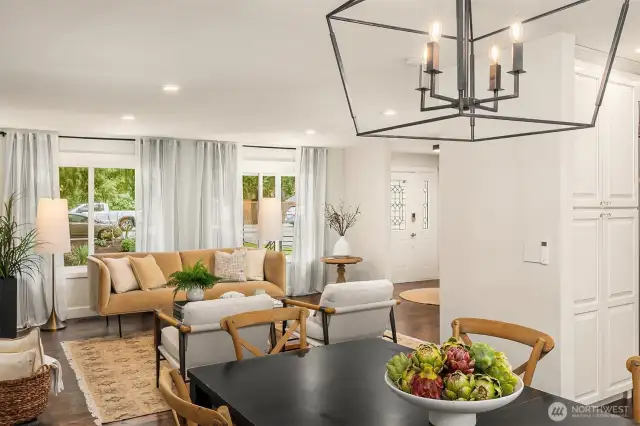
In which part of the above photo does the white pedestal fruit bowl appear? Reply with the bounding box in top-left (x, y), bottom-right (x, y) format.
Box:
top-left (384, 372), bottom-right (524, 426)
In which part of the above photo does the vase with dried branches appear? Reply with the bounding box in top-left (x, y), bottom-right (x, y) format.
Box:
top-left (324, 201), bottom-right (361, 258)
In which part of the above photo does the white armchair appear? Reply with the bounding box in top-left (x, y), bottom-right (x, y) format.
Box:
top-left (154, 294), bottom-right (274, 384)
top-left (283, 280), bottom-right (399, 346)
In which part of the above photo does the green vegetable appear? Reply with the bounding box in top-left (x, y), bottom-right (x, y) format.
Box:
top-left (470, 342), bottom-right (497, 372)
top-left (470, 374), bottom-right (503, 400)
top-left (386, 353), bottom-right (412, 383)
top-left (443, 371), bottom-right (475, 401)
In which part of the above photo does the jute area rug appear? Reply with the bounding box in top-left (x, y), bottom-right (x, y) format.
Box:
top-left (399, 287), bottom-right (440, 306)
top-left (62, 331), bottom-right (427, 424)
top-left (61, 333), bottom-right (171, 425)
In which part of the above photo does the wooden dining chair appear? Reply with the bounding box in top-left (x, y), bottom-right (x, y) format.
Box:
top-left (626, 356), bottom-right (640, 422)
top-left (158, 369), bottom-right (232, 426)
top-left (451, 317), bottom-right (555, 386)
top-left (220, 307), bottom-right (309, 360)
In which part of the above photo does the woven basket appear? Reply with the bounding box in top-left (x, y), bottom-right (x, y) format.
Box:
top-left (0, 364), bottom-right (51, 425)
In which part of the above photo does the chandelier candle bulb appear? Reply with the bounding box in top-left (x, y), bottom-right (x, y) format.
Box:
top-left (426, 42), bottom-right (440, 73)
top-left (489, 46), bottom-right (502, 92)
top-left (512, 42), bottom-right (524, 73)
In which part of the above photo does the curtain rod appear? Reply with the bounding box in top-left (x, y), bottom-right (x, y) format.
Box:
top-left (244, 145), bottom-right (296, 151)
top-left (60, 135), bottom-right (136, 141)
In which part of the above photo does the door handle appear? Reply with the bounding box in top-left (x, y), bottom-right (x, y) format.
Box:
top-left (410, 233), bottom-right (416, 238)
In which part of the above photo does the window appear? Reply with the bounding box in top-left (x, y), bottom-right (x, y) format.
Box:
top-left (242, 173), bottom-right (295, 255)
top-left (390, 179), bottom-right (407, 231)
top-left (59, 166), bottom-right (136, 266)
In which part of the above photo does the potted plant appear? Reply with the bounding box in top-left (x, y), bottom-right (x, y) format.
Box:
top-left (167, 260), bottom-right (222, 302)
top-left (0, 194), bottom-right (41, 338)
top-left (324, 201), bottom-right (361, 258)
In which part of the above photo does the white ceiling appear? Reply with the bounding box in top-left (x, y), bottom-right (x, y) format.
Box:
top-left (0, 0), bottom-right (638, 145)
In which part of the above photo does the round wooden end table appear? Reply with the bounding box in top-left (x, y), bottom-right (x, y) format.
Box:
top-left (321, 256), bottom-right (363, 283)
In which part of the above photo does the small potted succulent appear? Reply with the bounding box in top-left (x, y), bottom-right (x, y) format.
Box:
top-left (168, 260), bottom-right (222, 302)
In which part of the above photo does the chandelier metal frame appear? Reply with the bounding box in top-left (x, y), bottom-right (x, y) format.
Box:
top-left (327, 0), bottom-right (631, 142)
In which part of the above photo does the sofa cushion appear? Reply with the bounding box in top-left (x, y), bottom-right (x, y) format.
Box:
top-left (130, 255), bottom-right (167, 290)
top-left (93, 252), bottom-right (182, 280)
top-left (0, 328), bottom-right (44, 369)
top-left (161, 326), bottom-right (180, 362)
top-left (103, 257), bottom-right (139, 293)
top-left (214, 250), bottom-right (247, 282)
top-left (103, 281), bottom-right (285, 315)
top-left (182, 294), bottom-right (273, 326)
top-left (0, 350), bottom-right (36, 381)
top-left (311, 280), bottom-right (393, 328)
top-left (319, 280), bottom-right (393, 308)
top-left (245, 248), bottom-right (267, 281)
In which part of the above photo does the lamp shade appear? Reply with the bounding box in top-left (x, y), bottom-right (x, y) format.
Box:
top-left (258, 198), bottom-right (283, 241)
top-left (36, 198), bottom-right (71, 254)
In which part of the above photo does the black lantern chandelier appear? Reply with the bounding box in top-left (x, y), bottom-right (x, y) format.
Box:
top-left (327, 0), bottom-right (631, 142)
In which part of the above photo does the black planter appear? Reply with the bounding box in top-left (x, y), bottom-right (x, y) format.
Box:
top-left (0, 277), bottom-right (17, 339)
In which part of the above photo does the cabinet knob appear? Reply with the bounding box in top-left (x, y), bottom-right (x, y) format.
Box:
top-left (410, 232), bottom-right (416, 238)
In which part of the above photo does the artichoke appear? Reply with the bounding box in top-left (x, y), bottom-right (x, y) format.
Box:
top-left (441, 337), bottom-right (468, 353)
top-left (386, 353), bottom-right (412, 383)
top-left (443, 344), bottom-right (475, 374)
top-left (485, 352), bottom-right (519, 396)
top-left (410, 370), bottom-right (444, 399)
top-left (470, 374), bottom-right (503, 400)
top-left (412, 343), bottom-right (445, 374)
top-left (443, 371), bottom-right (476, 401)
top-left (470, 342), bottom-right (497, 372)
top-left (399, 368), bottom-right (417, 393)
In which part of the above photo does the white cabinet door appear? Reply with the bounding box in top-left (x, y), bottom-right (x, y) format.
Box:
top-left (571, 210), bottom-right (602, 404)
top-left (571, 209), bottom-right (639, 403)
top-left (601, 209), bottom-right (638, 398)
top-left (601, 82), bottom-right (638, 208)
top-left (573, 74), bottom-right (601, 208)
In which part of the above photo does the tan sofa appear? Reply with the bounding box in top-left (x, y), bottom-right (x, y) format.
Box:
top-left (88, 248), bottom-right (286, 332)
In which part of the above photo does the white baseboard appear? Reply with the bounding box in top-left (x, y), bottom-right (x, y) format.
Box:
top-left (66, 306), bottom-right (98, 319)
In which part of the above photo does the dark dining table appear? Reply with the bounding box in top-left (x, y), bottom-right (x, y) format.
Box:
top-left (188, 338), bottom-right (634, 426)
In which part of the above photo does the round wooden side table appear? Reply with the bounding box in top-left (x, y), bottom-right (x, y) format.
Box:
top-left (321, 256), bottom-right (363, 283)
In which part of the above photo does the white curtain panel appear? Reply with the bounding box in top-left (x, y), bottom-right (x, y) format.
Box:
top-left (137, 138), bottom-right (181, 252)
top-left (289, 147), bottom-right (327, 296)
top-left (1, 130), bottom-right (63, 327)
top-left (193, 141), bottom-right (242, 248)
top-left (138, 138), bottom-right (241, 251)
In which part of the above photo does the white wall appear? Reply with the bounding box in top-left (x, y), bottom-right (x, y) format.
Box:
top-left (439, 33), bottom-right (576, 396)
top-left (391, 152), bottom-right (438, 171)
top-left (339, 139), bottom-right (392, 281)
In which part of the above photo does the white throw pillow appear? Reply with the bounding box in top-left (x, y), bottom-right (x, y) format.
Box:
top-left (244, 248), bottom-right (267, 281)
top-left (0, 328), bottom-right (44, 369)
top-left (220, 291), bottom-right (246, 299)
top-left (214, 249), bottom-right (247, 282)
top-left (103, 257), bottom-right (139, 293)
top-left (0, 349), bottom-right (36, 381)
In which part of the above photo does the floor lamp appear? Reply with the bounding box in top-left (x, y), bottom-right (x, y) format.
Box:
top-left (258, 198), bottom-right (283, 251)
top-left (36, 198), bottom-right (71, 332)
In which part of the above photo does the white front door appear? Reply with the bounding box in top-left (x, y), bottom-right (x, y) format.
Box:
top-left (390, 171), bottom-right (439, 283)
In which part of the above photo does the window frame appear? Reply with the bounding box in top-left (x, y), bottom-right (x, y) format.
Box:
top-left (58, 138), bottom-right (138, 272)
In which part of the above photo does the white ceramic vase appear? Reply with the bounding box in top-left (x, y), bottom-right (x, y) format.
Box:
top-left (333, 236), bottom-right (351, 258)
top-left (186, 288), bottom-right (205, 302)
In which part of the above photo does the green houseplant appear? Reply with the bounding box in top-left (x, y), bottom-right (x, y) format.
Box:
top-left (0, 194), bottom-right (41, 338)
top-left (167, 260), bottom-right (222, 302)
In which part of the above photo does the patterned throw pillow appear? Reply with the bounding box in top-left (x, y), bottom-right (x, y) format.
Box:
top-left (214, 249), bottom-right (248, 282)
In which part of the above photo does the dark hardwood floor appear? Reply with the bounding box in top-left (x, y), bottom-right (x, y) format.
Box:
top-left (39, 280), bottom-right (438, 425)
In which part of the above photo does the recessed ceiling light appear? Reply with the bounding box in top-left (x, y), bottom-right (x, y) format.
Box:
top-left (121, 115), bottom-right (135, 121)
top-left (635, 48), bottom-right (640, 54)
top-left (382, 109), bottom-right (397, 116)
top-left (163, 84), bottom-right (180, 92)
top-left (305, 129), bottom-right (316, 135)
